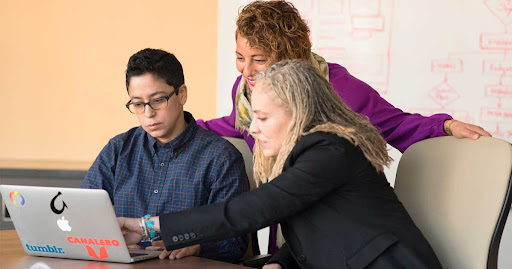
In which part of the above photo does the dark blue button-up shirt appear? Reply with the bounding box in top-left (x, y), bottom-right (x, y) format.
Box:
top-left (81, 112), bottom-right (249, 262)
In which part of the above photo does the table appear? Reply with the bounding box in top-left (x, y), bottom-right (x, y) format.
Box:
top-left (0, 230), bottom-right (250, 269)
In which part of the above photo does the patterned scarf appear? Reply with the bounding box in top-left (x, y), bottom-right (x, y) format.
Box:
top-left (234, 52), bottom-right (330, 134)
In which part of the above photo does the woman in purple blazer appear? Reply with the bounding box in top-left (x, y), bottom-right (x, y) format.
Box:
top-left (197, 0), bottom-right (490, 153)
top-left (196, 0), bottom-right (491, 258)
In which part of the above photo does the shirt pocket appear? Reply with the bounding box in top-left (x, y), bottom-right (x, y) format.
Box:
top-left (346, 232), bottom-right (398, 269)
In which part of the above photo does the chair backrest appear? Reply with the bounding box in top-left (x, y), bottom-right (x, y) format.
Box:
top-left (394, 136), bottom-right (512, 269)
top-left (223, 137), bottom-right (261, 259)
top-left (223, 137), bottom-right (256, 190)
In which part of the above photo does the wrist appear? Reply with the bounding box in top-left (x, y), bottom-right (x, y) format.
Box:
top-left (139, 215), bottom-right (158, 242)
top-left (150, 216), bottom-right (160, 233)
top-left (443, 119), bottom-right (456, 136)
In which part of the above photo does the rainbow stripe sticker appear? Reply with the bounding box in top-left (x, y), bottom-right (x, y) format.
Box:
top-left (9, 191), bottom-right (25, 206)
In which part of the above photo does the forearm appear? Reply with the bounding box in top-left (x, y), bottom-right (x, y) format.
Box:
top-left (343, 80), bottom-right (452, 152)
top-left (196, 116), bottom-right (243, 138)
top-left (332, 66), bottom-right (453, 152)
top-left (377, 112), bottom-right (452, 152)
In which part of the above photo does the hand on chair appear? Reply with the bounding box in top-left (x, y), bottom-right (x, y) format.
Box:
top-left (447, 120), bottom-right (491, 139)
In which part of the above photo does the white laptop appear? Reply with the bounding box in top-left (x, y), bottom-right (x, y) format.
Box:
top-left (0, 185), bottom-right (161, 263)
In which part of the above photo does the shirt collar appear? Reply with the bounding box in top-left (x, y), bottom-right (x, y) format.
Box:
top-left (146, 111), bottom-right (198, 155)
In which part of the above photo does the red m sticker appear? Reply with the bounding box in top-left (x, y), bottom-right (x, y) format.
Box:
top-left (86, 245), bottom-right (108, 259)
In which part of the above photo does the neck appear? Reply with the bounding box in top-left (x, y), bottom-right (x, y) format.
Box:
top-left (156, 112), bottom-right (188, 144)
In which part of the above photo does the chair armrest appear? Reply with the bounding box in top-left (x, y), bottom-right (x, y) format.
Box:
top-left (239, 254), bottom-right (273, 268)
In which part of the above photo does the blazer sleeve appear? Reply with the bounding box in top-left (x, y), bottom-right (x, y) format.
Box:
top-left (159, 134), bottom-right (351, 251)
top-left (328, 63), bottom-right (451, 152)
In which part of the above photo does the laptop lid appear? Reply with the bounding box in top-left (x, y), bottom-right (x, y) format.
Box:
top-left (0, 185), bottom-right (160, 263)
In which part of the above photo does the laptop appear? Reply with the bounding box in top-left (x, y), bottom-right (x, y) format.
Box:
top-left (0, 185), bottom-right (161, 263)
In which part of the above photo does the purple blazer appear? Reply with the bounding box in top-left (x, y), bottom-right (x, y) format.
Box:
top-left (197, 63), bottom-right (451, 153)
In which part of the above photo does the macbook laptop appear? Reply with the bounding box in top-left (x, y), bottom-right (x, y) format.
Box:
top-left (0, 185), bottom-right (161, 263)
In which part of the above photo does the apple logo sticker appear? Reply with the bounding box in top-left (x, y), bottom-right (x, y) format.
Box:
top-left (57, 216), bottom-right (72, 232)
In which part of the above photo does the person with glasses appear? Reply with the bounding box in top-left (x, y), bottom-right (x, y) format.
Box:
top-left (81, 48), bottom-right (249, 262)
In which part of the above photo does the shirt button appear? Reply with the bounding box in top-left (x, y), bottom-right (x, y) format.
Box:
top-left (153, 189), bottom-right (158, 194)
top-left (160, 163), bottom-right (165, 167)
top-left (172, 236), bottom-right (179, 242)
top-left (184, 233), bottom-right (190, 240)
top-left (178, 235), bottom-right (184, 241)
top-left (190, 232), bottom-right (196, 239)
top-left (297, 254), bottom-right (306, 262)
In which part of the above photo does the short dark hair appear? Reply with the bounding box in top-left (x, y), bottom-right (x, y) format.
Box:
top-left (125, 48), bottom-right (184, 91)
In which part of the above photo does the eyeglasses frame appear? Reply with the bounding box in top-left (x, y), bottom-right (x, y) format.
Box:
top-left (125, 85), bottom-right (181, 114)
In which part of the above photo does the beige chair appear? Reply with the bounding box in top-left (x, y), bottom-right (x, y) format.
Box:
top-left (223, 137), bottom-right (272, 267)
top-left (394, 136), bottom-right (512, 269)
top-left (223, 137), bottom-right (256, 190)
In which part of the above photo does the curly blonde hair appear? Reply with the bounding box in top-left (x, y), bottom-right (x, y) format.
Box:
top-left (253, 60), bottom-right (392, 185)
top-left (236, 0), bottom-right (311, 65)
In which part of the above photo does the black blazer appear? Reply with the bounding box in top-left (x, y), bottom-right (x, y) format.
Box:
top-left (160, 132), bottom-right (441, 269)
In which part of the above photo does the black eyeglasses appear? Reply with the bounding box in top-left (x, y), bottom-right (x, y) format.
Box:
top-left (125, 86), bottom-right (181, 114)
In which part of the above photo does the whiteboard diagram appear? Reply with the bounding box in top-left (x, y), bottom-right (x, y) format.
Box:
top-left (292, 0), bottom-right (512, 141)
top-left (295, 0), bottom-right (394, 94)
